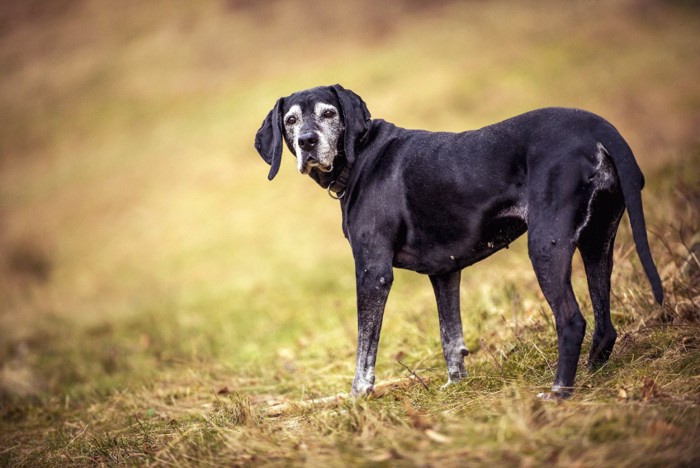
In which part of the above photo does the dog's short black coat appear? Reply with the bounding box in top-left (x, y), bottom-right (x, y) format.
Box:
top-left (255, 84), bottom-right (663, 399)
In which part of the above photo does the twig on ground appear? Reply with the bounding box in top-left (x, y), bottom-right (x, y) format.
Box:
top-left (396, 359), bottom-right (430, 390)
top-left (261, 375), bottom-right (430, 417)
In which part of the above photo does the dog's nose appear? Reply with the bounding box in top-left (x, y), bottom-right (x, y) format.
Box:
top-left (298, 133), bottom-right (318, 151)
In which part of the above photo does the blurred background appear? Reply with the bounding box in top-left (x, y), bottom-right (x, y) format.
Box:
top-left (1, 0), bottom-right (699, 400)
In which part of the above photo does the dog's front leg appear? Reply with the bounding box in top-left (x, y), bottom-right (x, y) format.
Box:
top-left (430, 272), bottom-right (469, 386)
top-left (351, 259), bottom-right (393, 396)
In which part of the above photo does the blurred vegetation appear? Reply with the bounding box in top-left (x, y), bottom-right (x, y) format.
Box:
top-left (1, 0), bottom-right (699, 465)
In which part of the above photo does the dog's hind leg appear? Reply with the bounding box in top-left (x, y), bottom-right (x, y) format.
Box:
top-left (527, 162), bottom-right (592, 398)
top-left (529, 235), bottom-right (584, 399)
top-left (578, 189), bottom-right (625, 370)
top-left (430, 271), bottom-right (469, 386)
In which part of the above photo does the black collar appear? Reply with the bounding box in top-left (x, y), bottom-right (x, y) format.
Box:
top-left (327, 164), bottom-right (352, 199)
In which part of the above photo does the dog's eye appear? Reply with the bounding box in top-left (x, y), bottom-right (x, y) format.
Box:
top-left (322, 109), bottom-right (336, 118)
top-left (286, 116), bottom-right (297, 125)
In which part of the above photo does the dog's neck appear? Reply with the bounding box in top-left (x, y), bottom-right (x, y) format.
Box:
top-left (307, 153), bottom-right (350, 196)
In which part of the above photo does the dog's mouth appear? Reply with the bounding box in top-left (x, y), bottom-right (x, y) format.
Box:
top-left (300, 156), bottom-right (333, 174)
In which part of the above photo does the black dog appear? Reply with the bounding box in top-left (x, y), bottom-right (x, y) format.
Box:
top-left (255, 84), bottom-right (663, 399)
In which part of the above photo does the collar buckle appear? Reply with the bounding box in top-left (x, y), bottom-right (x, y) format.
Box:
top-left (326, 165), bottom-right (352, 200)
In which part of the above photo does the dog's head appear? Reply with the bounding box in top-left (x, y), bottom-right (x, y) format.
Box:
top-left (255, 84), bottom-right (371, 181)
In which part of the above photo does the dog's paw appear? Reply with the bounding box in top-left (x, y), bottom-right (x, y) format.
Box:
top-left (440, 370), bottom-right (469, 390)
top-left (350, 380), bottom-right (374, 397)
top-left (440, 380), bottom-right (460, 390)
top-left (537, 385), bottom-right (572, 401)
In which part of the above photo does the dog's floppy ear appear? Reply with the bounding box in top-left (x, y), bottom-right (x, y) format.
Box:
top-left (331, 84), bottom-right (371, 166)
top-left (254, 97), bottom-right (284, 180)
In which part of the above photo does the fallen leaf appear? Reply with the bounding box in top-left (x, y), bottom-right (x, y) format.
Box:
top-left (425, 429), bottom-right (452, 444)
top-left (403, 400), bottom-right (432, 430)
top-left (641, 376), bottom-right (661, 402)
top-left (617, 387), bottom-right (628, 399)
top-left (648, 420), bottom-right (679, 436)
top-left (368, 451), bottom-right (393, 462)
top-left (369, 448), bottom-right (402, 462)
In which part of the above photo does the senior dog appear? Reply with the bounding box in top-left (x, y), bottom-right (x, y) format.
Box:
top-left (254, 84), bottom-right (663, 399)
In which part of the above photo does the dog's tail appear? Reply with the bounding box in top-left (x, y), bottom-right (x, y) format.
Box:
top-left (596, 125), bottom-right (663, 305)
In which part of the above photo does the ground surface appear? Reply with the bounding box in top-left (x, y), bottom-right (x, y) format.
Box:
top-left (1, 0), bottom-right (699, 466)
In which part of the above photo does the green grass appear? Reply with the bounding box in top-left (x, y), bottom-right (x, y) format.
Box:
top-left (1, 0), bottom-right (700, 465)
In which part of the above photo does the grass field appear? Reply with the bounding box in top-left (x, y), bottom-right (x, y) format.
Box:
top-left (1, 0), bottom-right (699, 465)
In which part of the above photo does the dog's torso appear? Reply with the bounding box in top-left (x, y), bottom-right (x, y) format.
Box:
top-left (342, 107), bottom-right (617, 276)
